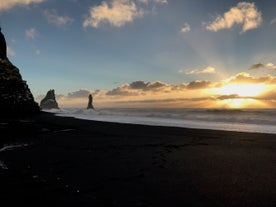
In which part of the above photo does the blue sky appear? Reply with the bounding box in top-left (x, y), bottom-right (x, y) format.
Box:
top-left (1, 0), bottom-right (276, 108)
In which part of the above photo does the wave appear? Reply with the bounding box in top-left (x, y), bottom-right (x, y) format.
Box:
top-left (44, 108), bottom-right (276, 134)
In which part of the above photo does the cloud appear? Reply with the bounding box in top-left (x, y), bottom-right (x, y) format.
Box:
top-left (206, 2), bottom-right (262, 32)
top-left (106, 84), bottom-right (138, 96)
top-left (67, 89), bottom-right (92, 98)
top-left (129, 81), bottom-right (147, 89)
top-left (181, 23), bottom-right (191, 33)
top-left (0, 0), bottom-right (44, 11)
top-left (7, 46), bottom-right (15, 57)
top-left (106, 81), bottom-right (169, 96)
top-left (143, 81), bottom-right (169, 91)
top-left (93, 80), bottom-right (215, 107)
top-left (131, 81), bottom-right (169, 91)
top-left (258, 90), bottom-right (276, 101)
top-left (185, 66), bottom-right (216, 75)
top-left (107, 80), bottom-right (212, 95)
top-left (44, 9), bottom-right (74, 26)
top-left (271, 18), bottom-right (276, 25)
top-left (266, 63), bottom-right (276, 70)
top-left (44, 72), bottom-right (276, 108)
top-left (186, 80), bottom-right (212, 90)
top-left (228, 72), bottom-right (276, 84)
top-left (217, 94), bottom-right (240, 100)
top-left (25, 28), bottom-right (38, 39)
top-left (83, 0), bottom-right (144, 28)
top-left (249, 63), bottom-right (264, 70)
top-left (249, 62), bottom-right (276, 70)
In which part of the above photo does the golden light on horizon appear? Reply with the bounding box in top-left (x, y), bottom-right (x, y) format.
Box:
top-left (218, 98), bottom-right (262, 108)
top-left (213, 83), bottom-right (267, 97)
top-left (212, 83), bottom-right (268, 108)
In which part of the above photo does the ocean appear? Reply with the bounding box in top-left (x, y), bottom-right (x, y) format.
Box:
top-left (46, 108), bottom-right (276, 134)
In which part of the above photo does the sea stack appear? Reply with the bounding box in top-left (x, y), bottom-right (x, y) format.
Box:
top-left (87, 94), bottom-right (94, 110)
top-left (40, 89), bottom-right (59, 110)
top-left (0, 60), bottom-right (40, 115)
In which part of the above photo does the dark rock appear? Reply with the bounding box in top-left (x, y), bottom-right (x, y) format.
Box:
top-left (87, 94), bottom-right (94, 110)
top-left (0, 28), bottom-right (7, 60)
top-left (40, 89), bottom-right (59, 109)
top-left (0, 59), bottom-right (40, 116)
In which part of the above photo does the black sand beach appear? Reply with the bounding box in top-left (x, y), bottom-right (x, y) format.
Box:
top-left (0, 112), bottom-right (275, 206)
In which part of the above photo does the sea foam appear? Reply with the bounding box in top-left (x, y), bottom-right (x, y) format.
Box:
top-left (46, 108), bottom-right (276, 134)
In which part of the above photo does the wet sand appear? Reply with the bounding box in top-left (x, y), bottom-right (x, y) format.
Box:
top-left (0, 112), bottom-right (275, 206)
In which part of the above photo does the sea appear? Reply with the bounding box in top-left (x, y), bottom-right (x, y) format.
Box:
top-left (44, 108), bottom-right (276, 134)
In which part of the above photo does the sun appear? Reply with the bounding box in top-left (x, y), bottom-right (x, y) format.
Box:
top-left (214, 83), bottom-right (266, 97)
top-left (218, 98), bottom-right (262, 108)
top-left (213, 83), bottom-right (267, 108)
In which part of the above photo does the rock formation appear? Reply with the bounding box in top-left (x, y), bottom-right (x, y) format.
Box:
top-left (0, 59), bottom-right (39, 115)
top-left (40, 89), bottom-right (59, 110)
top-left (87, 94), bottom-right (94, 110)
top-left (0, 28), bottom-right (7, 61)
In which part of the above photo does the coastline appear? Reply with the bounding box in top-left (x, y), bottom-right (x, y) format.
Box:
top-left (0, 112), bottom-right (275, 206)
top-left (52, 108), bottom-right (276, 135)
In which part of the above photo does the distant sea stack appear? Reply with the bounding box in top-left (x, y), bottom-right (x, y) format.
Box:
top-left (0, 60), bottom-right (40, 115)
top-left (40, 89), bottom-right (59, 110)
top-left (87, 94), bottom-right (94, 110)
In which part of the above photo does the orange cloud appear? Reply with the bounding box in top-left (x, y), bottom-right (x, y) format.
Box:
top-left (185, 66), bottom-right (216, 75)
top-left (36, 73), bottom-right (276, 108)
top-left (228, 72), bottom-right (276, 84)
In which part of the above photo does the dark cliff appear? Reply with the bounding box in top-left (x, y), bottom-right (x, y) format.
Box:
top-left (0, 60), bottom-right (39, 116)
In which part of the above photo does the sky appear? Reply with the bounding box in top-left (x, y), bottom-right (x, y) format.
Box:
top-left (1, 0), bottom-right (276, 108)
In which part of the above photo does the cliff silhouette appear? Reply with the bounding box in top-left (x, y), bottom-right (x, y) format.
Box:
top-left (0, 29), bottom-right (39, 116)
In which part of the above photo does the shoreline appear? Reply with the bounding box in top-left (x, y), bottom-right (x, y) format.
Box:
top-left (51, 112), bottom-right (276, 135)
top-left (44, 111), bottom-right (276, 137)
top-left (0, 112), bottom-right (275, 206)
top-left (48, 107), bottom-right (276, 135)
